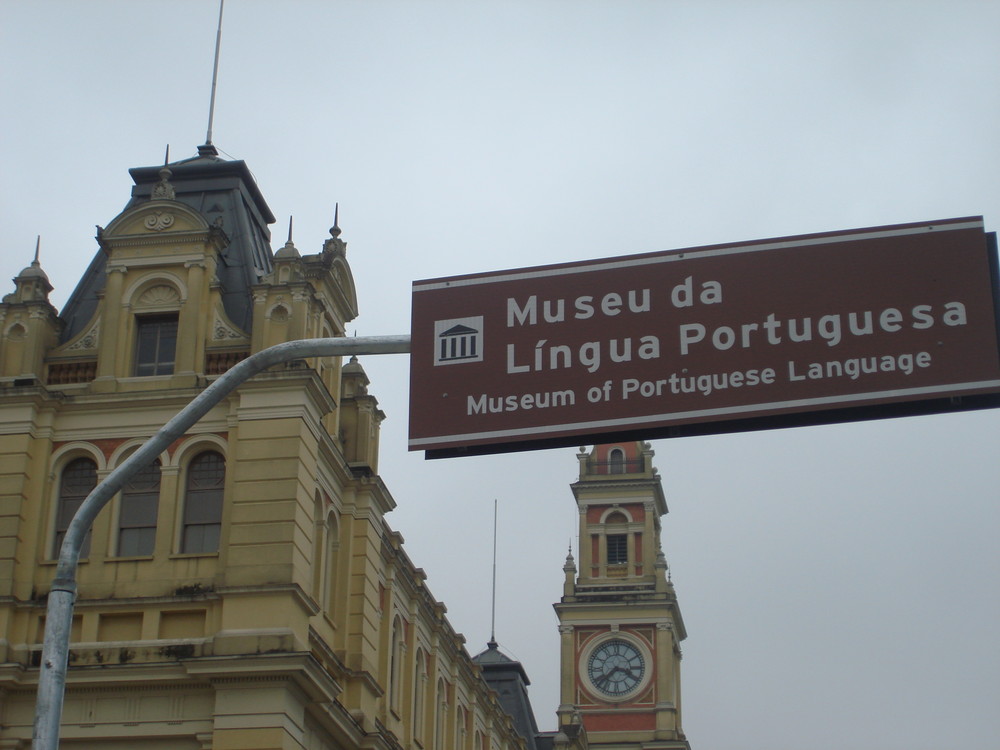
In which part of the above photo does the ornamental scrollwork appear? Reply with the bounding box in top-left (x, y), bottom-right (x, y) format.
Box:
top-left (143, 212), bottom-right (175, 232)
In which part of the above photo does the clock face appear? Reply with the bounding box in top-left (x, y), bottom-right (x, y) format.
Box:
top-left (587, 638), bottom-right (645, 697)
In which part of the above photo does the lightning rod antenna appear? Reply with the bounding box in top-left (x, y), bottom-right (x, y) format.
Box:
top-left (205, 0), bottom-right (225, 146)
top-left (490, 498), bottom-right (498, 644)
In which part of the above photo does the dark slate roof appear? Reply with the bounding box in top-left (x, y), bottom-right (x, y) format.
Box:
top-left (473, 640), bottom-right (541, 750)
top-left (59, 145), bottom-right (275, 343)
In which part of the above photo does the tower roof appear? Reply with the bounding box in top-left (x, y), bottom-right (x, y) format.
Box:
top-left (472, 640), bottom-right (540, 750)
top-left (58, 145), bottom-right (276, 343)
top-left (473, 639), bottom-right (524, 671)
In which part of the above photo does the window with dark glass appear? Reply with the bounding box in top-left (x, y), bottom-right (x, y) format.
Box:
top-left (55, 457), bottom-right (96, 558)
top-left (181, 451), bottom-right (225, 553)
top-left (608, 448), bottom-right (626, 474)
top-left (118, 459), bottom-right (160, 556)
top-left (607, 534), bottom-right (628, 565)
top-left (134, 315), bottom-right (178, 376)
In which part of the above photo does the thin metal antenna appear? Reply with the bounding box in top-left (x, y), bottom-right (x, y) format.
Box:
top-left (205, 0), bottom-right (225, 146)
top-left (34, 236), bottom-right (41, 265)
top-left (490, 498), bottom-right (498, 644)
top-left (164, 144), bottom-right (170, 166)
top-left (287, 216), bottom-right (294, 244)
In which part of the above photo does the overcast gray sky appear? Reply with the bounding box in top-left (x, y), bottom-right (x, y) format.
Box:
top-left (3, 2), bottom-right (999, 749)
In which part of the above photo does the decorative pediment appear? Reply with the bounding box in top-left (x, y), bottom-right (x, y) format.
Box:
top-left (102, 200), bottom-right (210, 239)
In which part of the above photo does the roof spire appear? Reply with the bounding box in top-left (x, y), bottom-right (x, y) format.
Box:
top-left (329, 203), bottom-right (342, 239)
top-left (287, 215), bottom-right (294, 244)
top-left (13, 235), bottom-right (53, 300)
top-left (201, 0), bottom-right (225, 157)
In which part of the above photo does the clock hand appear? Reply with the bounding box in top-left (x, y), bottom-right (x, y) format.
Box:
top-left (605, 666), bottom-right (625, 682)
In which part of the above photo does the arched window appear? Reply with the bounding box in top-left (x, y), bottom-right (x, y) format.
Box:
top-left (311, 496), bottom-right (340, 616)
top-left (608, 447), bottom-right (626, 474)
top-left (181, 451), bottom-right (225, 553)
top-left (457, 706), bottom-right (469, 750)
top-left (389, 617), bottom-right (404, 713)
top-left (118, 459), bottom-right (160, 556)
top-left (55, 457), bottom-right (96, 557)
top-left (435, 678), bottom-right (448, 750)
top-left (311, 493), bottom-right (325, 604)
top-left (413, 648), bottom-right (427, 741)
top-left (129, 281), bottom-right (182, 377)
top-left (322, 512), bottom-right (340, 614)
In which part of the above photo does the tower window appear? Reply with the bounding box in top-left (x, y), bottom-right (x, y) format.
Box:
top-left (134, 315), bottom-right (178, 376)
top-left (607, 534), bottom-right (628, 565)
top-left (608, 447), bottom-right (626, 474)
top-left (118, 459), bottom-right (160, 556)
top-left (181, 451), bottom-right (225, 553)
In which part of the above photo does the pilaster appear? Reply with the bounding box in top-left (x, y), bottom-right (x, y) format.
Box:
top-left (94, 265), bottom-right (127, 385)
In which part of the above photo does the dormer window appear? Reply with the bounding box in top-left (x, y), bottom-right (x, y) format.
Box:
top-left (134, 314), bottom-right (177, 376)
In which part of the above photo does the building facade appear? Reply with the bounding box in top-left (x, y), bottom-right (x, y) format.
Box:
top-left (0, 145), bottom-right (530, 749)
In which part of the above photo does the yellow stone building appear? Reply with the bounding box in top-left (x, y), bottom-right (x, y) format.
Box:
top-left (0, 143), bottom-right (691, 750)
top-left (0, 144), bottom-right (533, 749)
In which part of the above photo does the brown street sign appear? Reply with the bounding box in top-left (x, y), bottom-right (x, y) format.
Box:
top-left (409, 217), bottom-right (1000, 457)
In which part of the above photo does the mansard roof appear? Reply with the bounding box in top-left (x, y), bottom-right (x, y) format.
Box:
top-left (59, 144), bottom-right (276, 343)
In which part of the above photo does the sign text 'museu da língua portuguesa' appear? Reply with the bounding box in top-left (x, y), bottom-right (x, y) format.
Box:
top-left (409, 217), bottom-right (1000, 457)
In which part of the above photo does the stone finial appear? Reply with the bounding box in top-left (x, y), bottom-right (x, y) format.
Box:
top-left (151, 163), bottom-right (175, 201)
top-left (274, 216), bottom-right (300, 259)
top-left (564, 544), bottom-right (577, 573)
top-left (323, 204), bottom-right (347, 258)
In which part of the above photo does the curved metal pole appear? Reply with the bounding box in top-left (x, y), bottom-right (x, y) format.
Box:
top-left (33, 335), bottom-right (410, 750)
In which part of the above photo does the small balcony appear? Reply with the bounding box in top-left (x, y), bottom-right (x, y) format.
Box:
top-left (585, 457), bottom-right (646, 476)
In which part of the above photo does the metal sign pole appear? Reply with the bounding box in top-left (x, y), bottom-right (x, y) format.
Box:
top-left (32, 335), bottom-right (410, 750)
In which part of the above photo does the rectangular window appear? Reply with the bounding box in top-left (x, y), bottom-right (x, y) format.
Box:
top-left (134, 315), bottom-right (178, 376)
top-left (607, 534), bottom-right (628, 565)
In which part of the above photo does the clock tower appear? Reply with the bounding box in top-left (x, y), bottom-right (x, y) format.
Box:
top-left (554, 442), bottom-right (690, 750)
